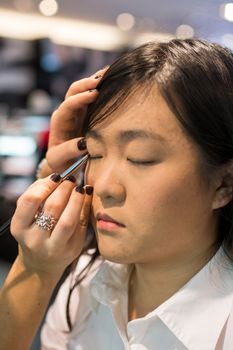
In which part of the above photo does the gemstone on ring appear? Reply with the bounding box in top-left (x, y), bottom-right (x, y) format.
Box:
top-left (34, 210), bottom-right (57, 231)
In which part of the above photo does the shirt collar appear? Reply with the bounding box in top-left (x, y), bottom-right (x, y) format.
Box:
top-left (89, 248), bottom-right (233, 350)
top-left (155, 248), bottom-right (233, 350)
top-left (89, 260), bottom-right (132, 312)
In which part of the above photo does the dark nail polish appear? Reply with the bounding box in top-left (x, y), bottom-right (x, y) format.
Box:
top-left (85, 186), bottom-right (93, 195)
top-left (50, 173), bottom-right (61, 183)
top-left (94, 75), bottom-right (102, 79)
top-left (75, 185), bottom-right (85, 194)
top-left (65, 175), bottom-right (76, 183)
top-left (77, 138), bottom-right (86, 150)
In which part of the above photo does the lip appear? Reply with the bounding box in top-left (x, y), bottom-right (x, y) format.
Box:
top-left (96, 212), bottom-right (125, 230)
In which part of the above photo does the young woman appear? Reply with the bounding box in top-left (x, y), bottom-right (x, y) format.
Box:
top-left (1, 39), bottom-right (233, 350)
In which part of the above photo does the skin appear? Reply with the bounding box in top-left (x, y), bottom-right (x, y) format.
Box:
top-left (86, 87), bottom-right (229, 320)
top-left (0, 71), bottom-right (102, 350)
top-left (0, 72), bottom-right (231, 348)
top-left (0, 177), bottom-right (93, 350)
top-left (38, 67), bottom-right (106, 175)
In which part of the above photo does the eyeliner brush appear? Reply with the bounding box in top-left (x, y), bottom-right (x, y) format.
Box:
top-left (0, 153), bottom-right (89, 236)
top-left (0, 218), bottom-right (11, 237)
top-left (60, 153), bottom-right (89, 179)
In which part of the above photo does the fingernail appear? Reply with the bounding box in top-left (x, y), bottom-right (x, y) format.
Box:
top-left (77, 138), bottom-right (86, 150)
top-left (50, 173), bottom-right (61, 183)
top-left (65, 175), bottom-right (76, 183)
top-left (94, 75), bottom-right (102, 79)
top-left (85, 186), bottom-right (93, 195)
top-left (75, 185), bottom-right (85, 194)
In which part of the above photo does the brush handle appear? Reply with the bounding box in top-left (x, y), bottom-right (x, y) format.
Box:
top-left (60, 154), bottom-right (89, 179)
top-left (0, 154), bottom-right (89, 236)
top-left (0, 218), bottom-right (11, 236)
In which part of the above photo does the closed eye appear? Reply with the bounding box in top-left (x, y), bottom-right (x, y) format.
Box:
top-left (88, 155), bottom-right (156, 165)
top-left (89, 155), bottom-right (103, 160)
top-left (127, 158), bottom-right (156, 165)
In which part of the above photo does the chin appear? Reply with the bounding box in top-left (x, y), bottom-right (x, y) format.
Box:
top-left (97, 236), bottom-right (134, 264)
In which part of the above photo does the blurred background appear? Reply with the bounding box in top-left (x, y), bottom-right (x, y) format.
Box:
top-left (0, 0), bottom-right (233, 348)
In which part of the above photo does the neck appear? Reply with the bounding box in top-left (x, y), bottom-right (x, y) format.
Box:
top-left (128, 244), bottom-right (217, 321)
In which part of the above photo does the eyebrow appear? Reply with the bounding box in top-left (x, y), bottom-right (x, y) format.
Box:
top-left (86, 128), bottom-right (166, 144)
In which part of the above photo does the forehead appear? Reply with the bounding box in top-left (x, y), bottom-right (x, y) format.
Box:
top-left (88, 87), bottom-right (189, 149)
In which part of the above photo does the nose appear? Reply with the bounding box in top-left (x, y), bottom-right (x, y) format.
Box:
top-left (87, 160), bottom-right (126, 206)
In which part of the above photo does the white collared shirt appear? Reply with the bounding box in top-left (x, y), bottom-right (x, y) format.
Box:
top-left (41, 248), bottom-right (233, 350)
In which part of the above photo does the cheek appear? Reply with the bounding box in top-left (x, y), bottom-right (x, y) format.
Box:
top-left (124, 167), bottom-right (208, 258)
top-left (131, 165), bottom-right (206, 222)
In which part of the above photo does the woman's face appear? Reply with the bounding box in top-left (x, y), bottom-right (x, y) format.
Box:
top-left (86, 88), bottom-right (218, 265)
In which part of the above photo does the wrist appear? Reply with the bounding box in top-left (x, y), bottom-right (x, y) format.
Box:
top-left (15, 254), bottom-right (63, 285)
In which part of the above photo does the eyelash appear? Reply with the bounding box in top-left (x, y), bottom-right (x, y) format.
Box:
top-left (88, 155), bottom-right (155, 166)
top-left (128, 159), bottom-right (155, 165)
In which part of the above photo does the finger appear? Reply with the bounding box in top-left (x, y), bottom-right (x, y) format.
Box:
top-left (48, 68), bottom-right (109, 148)
top-left (68, 185), bottom-right (93, 250)
top-left (46, 137), bottom-right (87, 172)
top-left (59, 90), bottom-right (98, 115)
top-left (50, 185), bottom-right (86, 245)
top-left (78, 185), bottom-right (93, 230)
top-left (11, 174), bottom-right (61, 232)
top-left (42, 177), bottom-right (76, 221)
top-left (49, 90), bottom-right (98, 146)
top-left (16, 178), bottom-right (76, 243)
top-left (90, 66), bottom-right (109, 79)
top-left (65, 66), bottom-right (109, 98)
top-left (65, 77), bottom-right (99, 99)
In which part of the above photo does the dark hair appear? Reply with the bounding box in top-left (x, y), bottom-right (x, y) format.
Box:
top-left (66, 39), bottom-right (233, 330)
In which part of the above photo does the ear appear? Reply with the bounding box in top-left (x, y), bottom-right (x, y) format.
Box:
top-left (212, 162), bottom-right (233, 210)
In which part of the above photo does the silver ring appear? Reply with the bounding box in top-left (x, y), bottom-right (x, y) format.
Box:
top-left (34, 210), bottom-right (57, 231)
